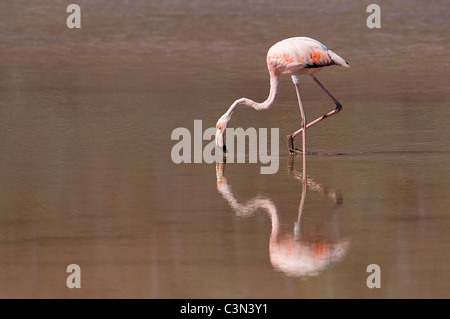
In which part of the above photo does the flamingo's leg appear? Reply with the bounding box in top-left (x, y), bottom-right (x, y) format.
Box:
top-left (290, 76), bottom-right (307, 172)
top-left (288, 75), bottom-right (343, 151)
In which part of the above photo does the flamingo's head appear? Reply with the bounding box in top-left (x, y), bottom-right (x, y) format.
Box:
top-left (215, 114), bottom-right (230, 153)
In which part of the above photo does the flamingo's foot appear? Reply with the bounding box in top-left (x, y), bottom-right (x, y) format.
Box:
top-left (287, 135), bottom-right (304, 155)
top-left (292, 149), bottom-right (305, 155)
top-left (287, 135), bottom-right (295, 155)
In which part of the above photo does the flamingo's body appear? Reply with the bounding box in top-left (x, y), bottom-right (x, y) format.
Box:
top-left (267, 37), bottom-right (348, 76)
top-left (215, 37), bottom-right (349, 156)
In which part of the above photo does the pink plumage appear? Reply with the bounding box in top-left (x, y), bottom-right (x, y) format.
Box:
top-left (216, 36), bottom-right (349, 159)
top-left (267, 37), bottom-right (349, 76)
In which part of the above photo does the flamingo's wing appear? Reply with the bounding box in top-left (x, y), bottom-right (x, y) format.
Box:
top-left (267, 37), bottom-right (349, 75)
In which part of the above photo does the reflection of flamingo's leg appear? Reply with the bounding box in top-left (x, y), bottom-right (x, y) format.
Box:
top-left (288, 161), bottom-right (343, 204)
top-left (295, 176), bottom-right (307, 240)
top-left (287, 158), bottom-right (343, 241)
top-left (216, 162), bottom-right (349, 278)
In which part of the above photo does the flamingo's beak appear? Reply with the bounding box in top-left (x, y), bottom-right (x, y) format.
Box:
top-left (216, 128), bottom-right (227, 153)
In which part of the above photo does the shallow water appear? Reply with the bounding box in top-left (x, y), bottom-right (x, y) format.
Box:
top-left (0, 0), bottom-right (449, 298)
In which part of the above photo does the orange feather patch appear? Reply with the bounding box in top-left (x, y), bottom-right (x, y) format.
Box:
top-left (310, 50), bottom-right (323, 65)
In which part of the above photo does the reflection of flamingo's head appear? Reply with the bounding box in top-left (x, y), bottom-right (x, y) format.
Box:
top-left (215, 115), bottom-right (230, 153)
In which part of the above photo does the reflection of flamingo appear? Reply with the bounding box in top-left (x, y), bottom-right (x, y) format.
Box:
top-left (215, 37), bottom-right (349, 161)
top-left (216, 161), bottom-right (349, 277)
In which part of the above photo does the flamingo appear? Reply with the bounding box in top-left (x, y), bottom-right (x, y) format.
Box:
top-left (215, 36), bottom-right (349, 156)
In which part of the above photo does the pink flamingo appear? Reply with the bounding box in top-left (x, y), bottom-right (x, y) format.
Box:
top-left (215, 37), bottom-right (349, 156)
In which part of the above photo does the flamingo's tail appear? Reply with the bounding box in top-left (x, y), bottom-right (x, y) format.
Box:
top-left (328, 50), bottom-right (349, 68)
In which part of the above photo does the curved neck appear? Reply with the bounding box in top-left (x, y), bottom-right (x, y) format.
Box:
top-left (218, 184), bottom-right (281, 240)
top-left (225, 68), bottom-right (280, 117)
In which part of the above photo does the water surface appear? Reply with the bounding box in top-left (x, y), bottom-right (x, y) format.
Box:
top-left (0, 0), bottom-right (449, 298)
